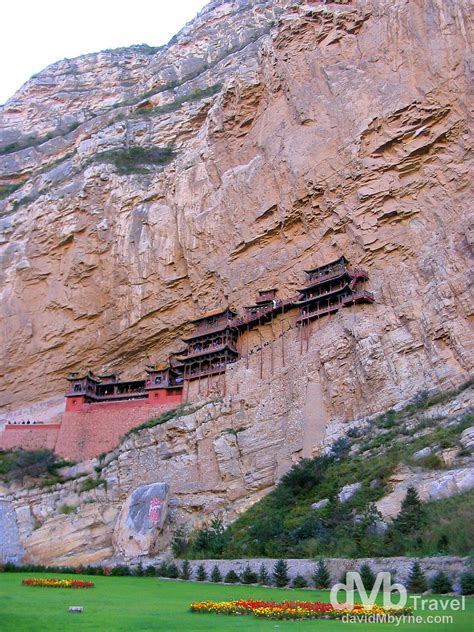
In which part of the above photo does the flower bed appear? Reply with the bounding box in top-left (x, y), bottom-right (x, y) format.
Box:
top-left (190, 599), bottom-right (412, 620)
top-left (22, 578), bottom-right (94, 589)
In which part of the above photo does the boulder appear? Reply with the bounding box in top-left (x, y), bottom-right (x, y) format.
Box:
top-left (113, 482), bottom-right (169, 558)
top-left (460, 427), bottom-right (474, 452)
top-left (311, 498), bottom-right (329, 510)
top-left (338, 482), bottom-right (362, 503)
top-left (412, 447), bottom-right (433, 461)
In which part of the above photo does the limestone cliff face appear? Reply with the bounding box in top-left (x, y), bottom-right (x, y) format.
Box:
top-left (1, 0), bottom-right (472, 417)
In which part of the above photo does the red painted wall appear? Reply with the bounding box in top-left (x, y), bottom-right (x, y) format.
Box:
top-left (0, 424), bottom-right (61, 451)
top-left (54, 400), bottom-right (181, 461)
top-left (0, 389), bottom-right (183, 461)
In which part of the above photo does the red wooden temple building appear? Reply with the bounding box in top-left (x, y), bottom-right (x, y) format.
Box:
top-left (176, 309), bottom-right (239, 380)
top-left (295, 256), bottom-right (374, 324)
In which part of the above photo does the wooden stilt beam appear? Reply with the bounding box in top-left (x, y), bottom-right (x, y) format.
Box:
top-left (281, 319), bottom-right (285, 368)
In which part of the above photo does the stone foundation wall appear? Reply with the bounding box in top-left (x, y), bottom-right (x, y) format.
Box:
top-left (0, 500), bottom-right (24, 563)
top-left (181, 556), bottom-right (472, 590)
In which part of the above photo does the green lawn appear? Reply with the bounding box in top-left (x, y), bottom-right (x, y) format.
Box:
top-left (0, 573), bottom-right (472, 631)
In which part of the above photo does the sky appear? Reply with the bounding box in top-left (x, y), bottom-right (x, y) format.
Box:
top-left (0, 0), bottom-right (209, 105)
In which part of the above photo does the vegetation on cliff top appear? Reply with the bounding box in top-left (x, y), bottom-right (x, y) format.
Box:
top-left (175, 381), bottom-right (474, 559)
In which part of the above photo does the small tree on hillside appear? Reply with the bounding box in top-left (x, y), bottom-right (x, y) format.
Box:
top-left (393, 487), bottom-right (427, 534)
top-left (258, 564), bottom-right (270, 585)
top-left (273, 559), bottom-right (289, 587)
top-left (196, 563), bottom-right (208, 582)
top-left (171, 525), bottom-right (189, 557)
top-left (313, 560), bottom-right (330, 589)
top-left (210, 565), bottom-right (222, 583)
top-left (407, 562), bottom-right (428, 593)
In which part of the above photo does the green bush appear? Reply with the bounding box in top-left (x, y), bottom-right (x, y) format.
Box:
top-left (80, 477), bottom-right (106, 492)
top-left (144, 565), bottom-right (156, 577)
top-left (166, 562), bottom-right (180, 579)
top-left (273, 559), bottom-right (289, 587)
top-left (94, 145), bottom-right (174, 175)
top-left (0, 449), bottom-right (57, 480)
top-left (210, 565), bottom-right (222, 583)
top-left (224, 569), bottom-right (240, 583)
top-left (430, 571), bottom-right (452, 594)
top-left (190, 514), bottom-right (228, 557)
top-left (313, 560), bottom-right (331, 589)
top-left (196, 564), bottom-right (207, 582)
top-left (407, 562), bottom-right (428, 593)
top-left (59, 504), bottom-right (75, 515)
top-left (171, 525), bottom-right (189, 557)
top-left (292, 574), bottom-right (308, 588)
top-left (110, 565), bottom-right (131, 576)
top-left (460, 572), bottom-right (474, 595)
top-left (241, 563), bottom-right (258, 584)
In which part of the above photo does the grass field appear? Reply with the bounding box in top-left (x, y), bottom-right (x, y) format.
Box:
top-left (0, 573), bottom-right (472, 631)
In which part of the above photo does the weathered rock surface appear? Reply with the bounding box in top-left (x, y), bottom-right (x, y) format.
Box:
top-left (113, 483), bottom-right (169, 558)
top-left (376, 463), bottom-right (474, 519)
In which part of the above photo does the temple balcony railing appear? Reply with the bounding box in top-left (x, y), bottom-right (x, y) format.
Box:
top-left (296, 283), bottom-right (349, 305)
top-left (342, 289), bottom-right (375, 305)
top-left (296, 301), bottom-right (342, 323)
top-left (307, 263), bottom-right (347, 283)
top-left (185, 318), bottom-right (237, 339)
top-left (304, 266), bottom-right (368, 289)
top-left (182, 342), bottom-right (238, 361)
top-left (185, 363), bottom-right (235, 379)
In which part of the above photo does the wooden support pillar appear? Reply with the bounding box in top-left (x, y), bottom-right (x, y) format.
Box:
top-left (281, 319), bottom-right (285, 368)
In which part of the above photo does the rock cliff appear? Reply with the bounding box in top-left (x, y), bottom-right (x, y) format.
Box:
top-left (1, 0), bottom-right (472, 415)
top-left (0, 0), bottom-right (473, 564)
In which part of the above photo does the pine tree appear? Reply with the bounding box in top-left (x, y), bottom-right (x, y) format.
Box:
top-left (242, 563), bottom-right (258, 584)
top-left (210, 565), bottom-right (222, 583)
top-left (196, 563), bottom-right (208, 582)
top-left (224, 569), bottom-right (240, 583)
top-left (359, 563), bottom-right (376, 590)
top-left (292, 574), bottom-right (308, 588)
top-left (460, 572), bottom-right (474, 595)
top-left (273, 559), bottom-right (289, 587)
top-left (156, 561), bottom-right (168, 577)
top-left (437, 534), bottom-right (449, 553)
top-left (258, 564), bottom-right (270, 585)
top-left (407, 562), bottom-right (428, 593)
top-left (180, 559), bottom-right (191, 580)
top-left (393, 487), bottom-right (427, 535)
top-left (167, 562), bottom-right (179, 578)
top-left (430, 571), bottom-right (452, 594)
top-left (313, 560), bottom-right (330, 589)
